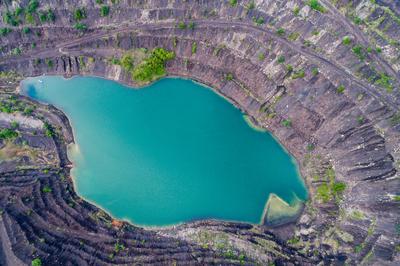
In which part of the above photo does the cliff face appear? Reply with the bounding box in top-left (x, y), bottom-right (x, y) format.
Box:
top-left (0, 0), bottom-right (399, 265)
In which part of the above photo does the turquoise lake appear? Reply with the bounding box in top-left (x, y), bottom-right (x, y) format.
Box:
top-left (22, 76), bottom-right (307, 226)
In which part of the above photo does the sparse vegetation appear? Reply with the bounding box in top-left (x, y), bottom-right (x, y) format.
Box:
top-left (336, 85), bottom-right (345, 94)
top-left (276, 28), bottom-right (285, 36)
top-left (131, 48), bottom-right (175, 82)
top-left (31, 258), bottom-right (42, 266)
top-left (307, 0), bottom-right (325, 13)
top-left (191, 42), bottom-right (197, 54)
top-left (100, 6), bottom-right (110, 17)
top-left (277, 55), bottom-right (285, 64)
top-left (0, 128), bottom-right (18, 140)
top-left (342, 36), bottom-right (352, 45)
top-left (292, 69), bottom-right (305, 79)
top-left (281, 119), bottom-right (292, 127)
top-left (74, 8), bottom-right (86, 21)
top-left (42, 185), bottom-right (52, 193)
top-left (293, 6), bottom-right (300, 16)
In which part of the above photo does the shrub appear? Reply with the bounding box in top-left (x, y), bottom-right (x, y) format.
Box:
top-left (276, 28), bottom-right (285, 36)
top-left (74, 8), bottom-right (86, 21)
top-left (225, 73), bottom-right (234, 81)
top-left (47, 9), bottom-right (56, 22)
top-left (42, 186), bottom-right (52, 193)
top-left (45, 59), bottom-right (53, 68)
top-left (191, 42), bottom-right (197, 54)
top-left (332, 182), bottom-right (346, 195)
top-left (39, 11), bottom-right (47, 23)
top-left (188, 22), bottom-right (195, 30)
top-left (74, 23), bottom-right (88, 31)
top-left (288, 32), bottom-right (300, 41)
top-left (0, 28), bottom-right (12, 36)
top-left (100, 6), bottom-right (110, 16)
top-left (312, 67), bottom-right (319, 76)
top-left (27, 0), bottom-right (39, 14)
top-left (0, 128), bottom-right (18, 139)
top-left (43, 122), bottom-right (55, 137)
top-left (229, 0), bottom-right (237, 7)
top-left (258, 53), bottom-right (265, 61)
top-left (31, 258), bottom-right (42, 266)
top-left (132, 48), bottom-right (175, 82)
top-left (281, 119), bottom-right (292, 127)
top-left (293, 6), bottom-right (300, 16)
top-left (352, 45), bottom-right (365, 60)
top-left (292, 69), bottom-right (305, 79)
top-left (286, 64), bottom-right (293, 72)
top-left (23, 27), bottom-right (31, 34)
top-left (25, 13), bottom-right (35, 24)
top-left (317, 183), bottom-right (330, 202)
top-left (307, 0), bottom-right (325, 12)
top-left (177, 21), bottom-right (186, 29)
top-left (120, 54), bottom-right (134, 71)
top-left (277, 55), bottom-right (285, 63)
top-left (342, 36), bottom-right (351, 45)
top-left (246, 1), bottom-right (255, 10)
top-left (336, 85), bottom-right (345, 93)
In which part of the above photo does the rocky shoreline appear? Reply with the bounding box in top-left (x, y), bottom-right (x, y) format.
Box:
top-left (1, 0), bottom-right (399, 265)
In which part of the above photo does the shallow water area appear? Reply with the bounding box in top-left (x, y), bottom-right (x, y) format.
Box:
top-left (21, 76), bottom-right (307, 226)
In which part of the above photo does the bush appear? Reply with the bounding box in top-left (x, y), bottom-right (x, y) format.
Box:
top-left (47, 9), bottom-right (56, 22)
top-left (191, 42), bottom-right (197, 54)
top-left (74, 8), bottom-right (86, 21)
top-left (336, 85), bottom-right (345, 94)
top-left (312, 67), bottom-right (319, 76)
top-left (276, 28), bottom-right (285, 36)
top-left (100, 6), bottom-right (110, 16)
top-left (42, 185), bottom-right (52, 193)
top-left (0, 28), bottom-right (12, 36)
top-left (120, 54), bottom-right (134, 71)
top-left (352, 45), bottom-right (365, 60)
top-left (293, 6), bottom-right (300, 16)
top-left (31, 258), bottom-right (42, 266)
top-left (281, 119), bottom-right (292, 127)
top-left (23, 27), bottom-right (31, 34)
top-left (229, 0), bottom-right (237, 7)
top-left (342, 36), bottom-right (351, 45)
top-left (74, 23), bottom-right (88, 31)
top-left (132, 48), bottom-right (175, 82)
top-left (292, 69), bottom-right (305, 79)
top-left (277, 55), bottom-right (285, 63)
top-left (27, 0), bottom-right (39, 14)
top-left (308, 0), bottom-right (325, 12)
top-left (177, 21), bottom-right (186, 29)
top-left (0, 128), bottom-right (18, 140)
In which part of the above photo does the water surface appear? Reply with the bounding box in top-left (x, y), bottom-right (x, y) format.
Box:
top-left (22, 76), bottom-right (307, 226)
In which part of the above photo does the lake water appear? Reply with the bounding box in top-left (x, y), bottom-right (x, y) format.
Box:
top-left (21, 76), bottom-right (307, 226)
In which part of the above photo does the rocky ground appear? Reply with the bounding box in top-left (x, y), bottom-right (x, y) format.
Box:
top-left (0, 0), bottom-right (399, 265)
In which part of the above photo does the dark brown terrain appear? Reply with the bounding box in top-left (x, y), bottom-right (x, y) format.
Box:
top-left (0, 0), bottom-right (399, 265)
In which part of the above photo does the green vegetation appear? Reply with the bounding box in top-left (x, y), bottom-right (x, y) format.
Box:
top-left (258, 53), bottom-right (265, 61)
top-left (74, 23), bottom-right (88, 31)
top-left (31, 258), bottom-right (42, 266)
top-left (27, 0), bottom-right (39, 14)
top-left (312, 67), bottom-right (319, 76)
top-left (191, 42), bottom-right (197, 54)
top-left (307, 0), bottom-right (325, 13)
top-left (131, 48), bottom-right (175, 83)
top-left (293, 6), bottom-right (300, 16)
top-left (342, 36), bottom-right (352, 45)
top-left (246, 1), bottom-right (255, 11)
top-left (350, 210), bottom-right (365, 220)
top-left (292, 69), bottom-right (305, 79)
top-left (253, 16), bottom-right (265, 25)
top-left (316, 167), bottom-right (346, 203)
top-left (375, 72), bottom-right (393, 92)
top-left (288, 32), bottom-right (300, 41)
top-left (43, 122), bottom-right (55, 137)
top-left (114, 242), bottom-right (125, 253)
top-left (357, 116), bottom-right (365, 124)
top-left (0, 128), bottom-right (18, 140)
top-left (277, 55), bottom-right (285, 64)
top-left (120, 54), bottom-right (134, 71)
top-left (188, 22), bottom-right (195, 30)
top-left (12, 47), bottom-right (22, 55)
top-left (276, 28), bottom-right (285, 36)
top-left (390, 112), bottom-right (400, 126)
top-left (225, 73), bottom-right (234, 81)
top-left (23, 27), bottom-right (31, 34)
top-left (286, 64), bottom-right (293, 72)
top-left (42, 185), bottom-right (52, 193)
top-left (336, 85), bottom-right (345, 94)
top-left (0, 28), bottom-right (12, 37)
top-left (352, 45), bottom-right (365, 60)
top-left (100, 6), bottom-right (110, 16)
top-left (45, 59), bottom-right (54, 69)
top-left (74, 8), bottom-right (86, 21)
top-left (177, 21), bottom-right (186, 29)
top-left (229, 0), bottom-right (238, 7)
top-left (281, 119), bottom-right (292, 127)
